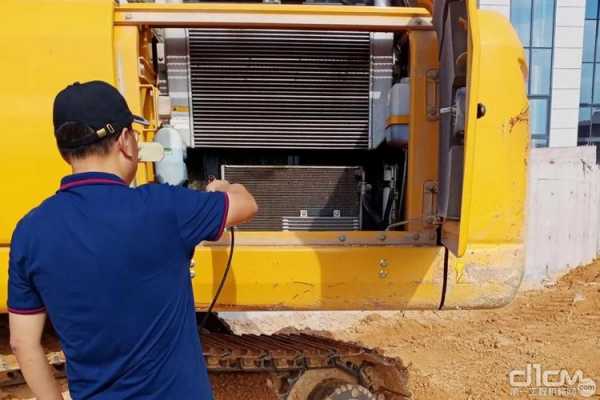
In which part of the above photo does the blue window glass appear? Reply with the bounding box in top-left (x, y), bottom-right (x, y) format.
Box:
top-left (531, 0), bottom-right (555, 47)
top-left (586, 0), bottom-right (598, 19)
top-left (580, 106), bottom-right (592, 123)
top-left (581, 63), bottom-right (594, 104)
top-left (584, 20), bottom-right (597, 62)
top-left (530, 49), bottom-right (552, 95)
top-left (511, 0), bottom-right (532, 47)
top-left (580, 1), bottom-right (600, 149)
top-left (511, 0), bottom-right (555, 146)
top-left (524, 48), bottom-right (531, 94)
top-left (594, 63), bottom-right (600, 104)
top-left (595, 19), bottom-right (600, 62)
top-left (530, 98), bottom-right (549, 137)
top-left (592, 108), bottom-right (600, 137)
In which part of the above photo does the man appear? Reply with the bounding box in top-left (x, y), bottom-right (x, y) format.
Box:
top-left (7, 81), bottom-right (257, 400)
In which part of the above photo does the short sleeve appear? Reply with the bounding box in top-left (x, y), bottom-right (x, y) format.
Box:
top-left (171, 186), bottom-right (229, 250)
top-left (7, 222), bottom-right (45, 314)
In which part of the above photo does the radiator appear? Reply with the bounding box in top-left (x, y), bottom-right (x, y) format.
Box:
top-left (282, 217), bottom-right (360, 231)
top-left (221, 165), bottom-right (364, 231)
top-left (187, 29), bottom-right (373, 149)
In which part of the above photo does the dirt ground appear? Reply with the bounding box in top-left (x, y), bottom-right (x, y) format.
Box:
top-left (1, 260), bottom-right (598, 400)
top-left (334, 260), bottom-right (600, 400)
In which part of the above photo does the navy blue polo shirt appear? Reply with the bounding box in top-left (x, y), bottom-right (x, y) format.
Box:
top-left (8, 172), bottom-right (228, 400)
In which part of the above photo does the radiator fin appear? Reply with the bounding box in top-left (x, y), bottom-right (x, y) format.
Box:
top-left (222, 166), bottom-right (363, 231)
top-left (188, 29), bottom-right (371, 149)
top-left (282, 217), bottom-right (360, 231)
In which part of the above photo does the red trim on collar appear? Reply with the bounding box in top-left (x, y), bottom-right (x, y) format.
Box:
top-left (59, 178), bottom-right (127, 191)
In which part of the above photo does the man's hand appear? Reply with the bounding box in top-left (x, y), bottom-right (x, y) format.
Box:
top-left (206, 179), bottom-right (230, 193)
top-left (206, 179), bottom-right (258, 227)
top-left (9, 312), bottom-right (62, 400)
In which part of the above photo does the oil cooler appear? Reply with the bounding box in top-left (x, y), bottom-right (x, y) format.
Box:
top-left (185, 29), bottom-right (393, 150)
top-left (222, 166), bottom-right (364, 231)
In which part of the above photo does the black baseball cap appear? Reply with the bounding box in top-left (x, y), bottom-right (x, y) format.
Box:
top-left (53, 80), bottom-right (149, 150)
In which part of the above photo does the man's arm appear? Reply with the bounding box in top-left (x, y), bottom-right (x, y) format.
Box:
top-left (9, 312), bottom-right (62, 400)
top-left (206, 180), bottom-right (258, 227)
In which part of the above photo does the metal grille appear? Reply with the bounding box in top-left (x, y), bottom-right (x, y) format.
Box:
top-left (282, 217), bottom-right (360, 231)
top-left (222, 166), bottom-right (363, 231)
top-left (188, 29), bottom-right (371, 149)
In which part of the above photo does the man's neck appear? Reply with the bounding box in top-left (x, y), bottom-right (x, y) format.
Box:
top-left (70, 158), bottom-right (126, 181)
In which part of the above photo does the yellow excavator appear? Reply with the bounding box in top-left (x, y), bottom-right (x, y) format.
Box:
top-left (1, 0), bottom-right (528, 398)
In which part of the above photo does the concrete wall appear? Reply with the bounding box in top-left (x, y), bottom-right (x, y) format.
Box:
top-left (524, 146), bottom-right (600, 286)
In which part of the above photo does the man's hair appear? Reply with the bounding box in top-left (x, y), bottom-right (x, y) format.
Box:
top-left (55, 122), bottom-right (127, 160)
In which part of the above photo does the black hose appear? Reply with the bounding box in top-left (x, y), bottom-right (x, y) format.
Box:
top-left (382, 149), bottom-right (407, 227)
top-left (382, 182), bottom-right (395, 226)
top-left (397, 148), bottom-right (408, 222)
top-left (199, 226), bottom-right (235, 330)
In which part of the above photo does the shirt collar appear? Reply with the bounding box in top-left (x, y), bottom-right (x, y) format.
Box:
top-left (59, 172), bottom-right (127, 191)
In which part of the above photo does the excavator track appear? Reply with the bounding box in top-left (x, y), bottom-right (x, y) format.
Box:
top-left (0, 333), bottom-right (409, 399)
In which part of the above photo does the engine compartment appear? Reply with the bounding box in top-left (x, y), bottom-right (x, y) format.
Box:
top-left (159, 26), bottom-right (419, 231)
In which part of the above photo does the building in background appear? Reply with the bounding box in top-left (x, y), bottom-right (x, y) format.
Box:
top-left (479, 0), bottom-right (586, 149)
top-left (579, 0), bottom-right (600, 152)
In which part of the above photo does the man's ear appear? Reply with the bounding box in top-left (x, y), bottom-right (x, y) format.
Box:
top-left (117, 128), bottom-right (136, 159)
top-left (59, 152), bottom-right (72, 165)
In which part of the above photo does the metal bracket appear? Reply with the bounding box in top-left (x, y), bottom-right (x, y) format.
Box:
top-left (423, 181), bottom-right (441, 226)
top-left (426, 69), bottom-right (440, 121)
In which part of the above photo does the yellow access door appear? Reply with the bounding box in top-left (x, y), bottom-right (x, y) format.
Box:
top-left (432, 1), bottom-right (530, 308)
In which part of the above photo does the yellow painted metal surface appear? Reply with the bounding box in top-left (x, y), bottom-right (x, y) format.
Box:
top-left (443, 243), bottom-right (524, 309)
top-left (0, 0), bottom-right (528, 313)
top-left (114, 26), bottom-right (147, 185)
top-left (454, 7), bottom-right (529, 256)
top-left (191, 241), bottom-right (445, 311)
top-left (406, 31), bottom-right (439, 232)
top-left (386, 115), bottom-right (410, 126)
top-left (113, 27), bottom-right (159, 184)
top-left (206, 230), bottom-right (437, 247)
top-left (0, 0), bottom-right (116, 244)
top-left (0, 249), bottom-right (8, 313)
top-left (441, 8), bottom-right (529, 308)
top-left (0, 242), bottom-right (445, 313)
top-left (114, 3), bottom-right (432, 31)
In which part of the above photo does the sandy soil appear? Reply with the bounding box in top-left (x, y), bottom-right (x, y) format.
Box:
top-left (334, 260), bottom-right (600, 399)
top-left (1, 260), bottom-right (598, 399)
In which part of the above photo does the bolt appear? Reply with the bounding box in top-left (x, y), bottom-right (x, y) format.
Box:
top-left (378, 233), bottom-right (386, 241)
top-left (379, 259), bottom-right (388, 268)
top-left (124, 13), bottom-right (132, 20)
top-left (189, 268), bottom-right (196, 279)
top-left (378, 269), bottom-right (388, 279)
top-left (338, 235), bottom-right (347, 242)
